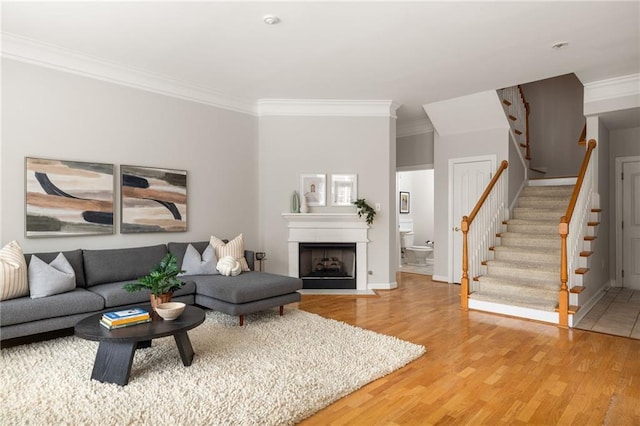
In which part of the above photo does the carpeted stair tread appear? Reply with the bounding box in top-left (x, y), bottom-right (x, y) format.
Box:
top-left (517, 198), bottom-right (569, 209)
top-left (492, 245), bottom-right (560, 263)
top-left (521, 185), bottom-right (574, 196)
top-left (512, 207), bottom-right (565, 221)
top-left (484, 260), bottom-right (559, 282)
top-left (498, 232), bottom-right (560, 249)
top-left (477, 275), bottom-right (559, 292)
top-left (486, 259), bottom-right (559, 272)
top-left (505, 219), bottom-right (558, 234)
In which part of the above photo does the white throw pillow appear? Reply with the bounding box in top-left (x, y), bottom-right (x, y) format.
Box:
top-left (28, 253), bottom-right (76, 299)
top-left (216, 256), bottom-right (242, 277)
top-left (0, 240), bottom-right (29, 301)
top-left (179, 244), bottom-right (219, 276)
top-left (210, 234), bottom-right (250, 271)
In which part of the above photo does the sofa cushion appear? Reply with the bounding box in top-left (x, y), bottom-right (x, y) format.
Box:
top-left (180, 244), bottom-right (218, 276)
top-left (83, 244), bottom-right (168, 286)
top-left (25, 249), bottom-right (86, 288)
top-left (168, 241), bottom-right (210, 269)
top-left (28, 253), bottom-right (76, 299)
top-left (187, 271), bottom-right (302, 304)
top-left (88, 280), bottom-right (196, 308)
top-left (210, 234), bottom-right (250, 271)
top-left (0, 288), bottom-right (104, 326)
top-left (0, 241), bottom-right (28, 301)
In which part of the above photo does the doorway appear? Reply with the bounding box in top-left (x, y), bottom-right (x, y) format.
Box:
top-left (616, 157), bottom-right (640, 290)
top-left (397, 168), bottom-right (434, 276)
top-left (448, 156), bottom-right (495, 283)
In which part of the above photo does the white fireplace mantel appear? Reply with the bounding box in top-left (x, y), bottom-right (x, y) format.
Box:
top-left (282, 213), bottom-right (369, 290)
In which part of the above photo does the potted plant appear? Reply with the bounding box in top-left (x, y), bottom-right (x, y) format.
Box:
top-left (123, 253), bottom-right (186, 310)
top-left (353, 198), bottom-right (376, 225)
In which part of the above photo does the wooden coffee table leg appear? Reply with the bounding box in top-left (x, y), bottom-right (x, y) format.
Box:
top-left (173, 332), bottom-right (195, 366)
top-left (91, 341), bottom-right (137, 386)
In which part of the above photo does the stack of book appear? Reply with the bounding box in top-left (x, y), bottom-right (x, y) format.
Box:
top-left (100, 308), bottom-right (151, 330)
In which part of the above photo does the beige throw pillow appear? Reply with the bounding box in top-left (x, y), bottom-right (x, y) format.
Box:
top-left (210, 234), bottom-right (250, 271)
top-left (0, 240), bottom-right (29, 301)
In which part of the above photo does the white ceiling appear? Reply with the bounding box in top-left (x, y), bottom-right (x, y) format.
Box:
top-left (2, 1), bottom-right (639, 127)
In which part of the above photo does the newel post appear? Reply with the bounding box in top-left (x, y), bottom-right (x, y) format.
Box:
top-left (461, 216), bottom-right (470, 310)
top-left (558, 217), bottom-right (569, 328)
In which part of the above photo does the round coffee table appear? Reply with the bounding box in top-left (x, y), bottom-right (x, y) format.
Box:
top-left (75, 305), bottom-right (205, 386)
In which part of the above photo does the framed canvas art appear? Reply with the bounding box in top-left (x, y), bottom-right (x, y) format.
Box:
top-left (25, 157), bottom-right (114, 237)
top-left (121, 165), bottom-right (187, 233)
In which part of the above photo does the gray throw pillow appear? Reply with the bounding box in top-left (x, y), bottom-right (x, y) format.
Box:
top-left (28, 253), bottom-right (76, 299)
top-left (179, 244), bottom-right (219, 276)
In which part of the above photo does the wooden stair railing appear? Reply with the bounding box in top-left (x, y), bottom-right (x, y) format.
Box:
top-left (499, 85), bottom-right (532, 163)
top-left (461, 160), bottom-right (509, 310)
top-left (518, 85), bottom-right (531, 161)
top-left (558, 139), bottom-right (597, 327)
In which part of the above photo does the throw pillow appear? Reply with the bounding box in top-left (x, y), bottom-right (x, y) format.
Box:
top-left (210, 234), bottom-right (250, 271)
top-left (28, 253), bottom-right (76, 299)
top-left (216, 256), bottom-right (242, 277)
top-left (0, 240), bottom-right (29, 301)
top-left (179, 244), bottom-right (219, 276)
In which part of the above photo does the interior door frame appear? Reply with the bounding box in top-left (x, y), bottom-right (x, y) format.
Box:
top-left (447, 154), bottom-right (496, 283)
top-left (615, 155), bottom-right (640, 288)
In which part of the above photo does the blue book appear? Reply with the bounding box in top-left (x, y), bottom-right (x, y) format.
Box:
top-left (103, 308), bottom-right (148, 320)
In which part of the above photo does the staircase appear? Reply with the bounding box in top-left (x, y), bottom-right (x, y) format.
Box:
top-left (468, 183), bottom-right (575, 322)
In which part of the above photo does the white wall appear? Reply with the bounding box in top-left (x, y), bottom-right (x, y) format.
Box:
top-left (433, 128), bottom-right (509, 282)
top-left (258, 115), bottom-right (397, 287)
top-left (398, 169), bottom-right (434, 246)
top-left (1, 59), bottom-right (259, 252)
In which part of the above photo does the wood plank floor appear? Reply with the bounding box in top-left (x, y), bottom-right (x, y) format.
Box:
top-left (296, 273), bottom-right (640, 425)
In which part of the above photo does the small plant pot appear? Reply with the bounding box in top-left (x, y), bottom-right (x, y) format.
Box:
top-left (150, 293), bottom-right (172, 311)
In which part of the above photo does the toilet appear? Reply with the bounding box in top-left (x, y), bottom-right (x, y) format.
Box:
top-left (399, 219), bottom-right (434, 266)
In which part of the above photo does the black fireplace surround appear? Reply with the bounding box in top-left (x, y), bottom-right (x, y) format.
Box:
top-left (298, 242), bottom-right (356, 289)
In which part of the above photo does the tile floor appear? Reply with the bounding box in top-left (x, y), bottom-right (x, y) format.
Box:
top-left (574, 287), bottom-right (640, 340)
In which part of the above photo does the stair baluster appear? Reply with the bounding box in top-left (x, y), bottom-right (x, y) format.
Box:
top-left (558, 139), bottom-right (597, 327)
top-left (461, 160), bottom-right (509, 310)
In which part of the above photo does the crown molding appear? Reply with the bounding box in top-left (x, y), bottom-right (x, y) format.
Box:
top-left (396, 117), bottom-right (434, 138)
top-left (257, 99), bottom-right (401, 118)
top-left (1, 32), bottom-right (258, 116)
top-left (584, 74), bottom-right (640, 103)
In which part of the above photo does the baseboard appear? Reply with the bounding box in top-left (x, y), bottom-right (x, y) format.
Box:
top-left (298, 289), bottom-right (377, 296)
top-left (432, 275), bottom-right (450, 283)
top-left (571, 280), bottom-right (611, 325)
top-left (368, 281), bottom-right (398, 290)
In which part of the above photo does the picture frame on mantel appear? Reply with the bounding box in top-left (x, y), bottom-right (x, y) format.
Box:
top-left (399, 191), bottom-right (410, 214)
top-left (330, 174), bottom-right (357, 206)
top-left (300, 174), bottom-right (326, 207)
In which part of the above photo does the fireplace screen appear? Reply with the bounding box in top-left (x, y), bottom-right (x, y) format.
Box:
top-left (298, 242), bottom-right (356, 289)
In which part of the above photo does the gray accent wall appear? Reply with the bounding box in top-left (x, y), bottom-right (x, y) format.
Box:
top-left (258, 115), bottom-right (397, 287)
top-left (1, 59), bottom-right (259, 252)
top-left (521, 74), bottom-right (585, 177)
top-left (396, 131), bottom-right (434, 169)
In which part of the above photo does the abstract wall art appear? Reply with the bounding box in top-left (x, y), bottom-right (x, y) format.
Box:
top-left (120, 165), bottom-right (187, 233)
top-left (25, 157), bottom-right (115, 237)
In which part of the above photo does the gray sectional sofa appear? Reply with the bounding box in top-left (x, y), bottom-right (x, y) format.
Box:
top-left (0, 241), bottom-right (302, 344)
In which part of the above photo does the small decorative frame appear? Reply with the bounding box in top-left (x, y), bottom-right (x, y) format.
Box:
top-left (400, 191), bottom-right (410, 214)
top-left (330, 174), bottom-right (358, 206)
top-left (300, 174), bottom-right (326, 206)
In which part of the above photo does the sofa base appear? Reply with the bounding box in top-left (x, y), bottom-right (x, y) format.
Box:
top-left (195, 292), bottom-right (301, 325)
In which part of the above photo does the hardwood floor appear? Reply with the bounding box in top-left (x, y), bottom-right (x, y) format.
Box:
top-left (296, 273), bottom-right (640, 425)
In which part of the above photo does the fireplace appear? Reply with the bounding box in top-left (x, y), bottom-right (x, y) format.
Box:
top-left (282, 213), bottom-right (369, 290)
top-left (299, 243), bottom-right (356, 289)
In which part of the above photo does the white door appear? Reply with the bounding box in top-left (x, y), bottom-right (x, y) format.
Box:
top-left (449, 157), bottom-right (493, 283)
top-left (622, 161), bottom-right (640, 290)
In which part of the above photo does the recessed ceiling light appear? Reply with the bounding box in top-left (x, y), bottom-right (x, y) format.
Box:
top-left (263, 15), bottom-right (280, 25)
top-left (552, 41), bottom-right (569, 50)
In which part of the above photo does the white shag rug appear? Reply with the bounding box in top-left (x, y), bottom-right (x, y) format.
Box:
top-left (1, 309), bottom-right (425, 425)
